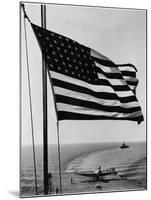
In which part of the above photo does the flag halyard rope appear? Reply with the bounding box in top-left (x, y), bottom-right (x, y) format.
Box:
top-left (56, 121), bottom-right (62, 194)
top-left (21, 4), bottom-right (31, 23)
top-left (22, 10), bottom-right (38, 195)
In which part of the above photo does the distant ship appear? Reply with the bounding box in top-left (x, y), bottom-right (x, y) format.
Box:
top-left (120, 142), bottom-right (129, 149)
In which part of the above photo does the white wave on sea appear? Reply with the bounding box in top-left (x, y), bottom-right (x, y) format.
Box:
top-left (65, 142), bottom-right (146, 184)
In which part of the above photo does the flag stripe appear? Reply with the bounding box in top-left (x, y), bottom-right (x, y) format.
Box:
top-left (122, 76), bottom-right (138, 83)
top-left (54, 86), bottom-right (139, 108)
top-left (118, 64), bottom-right (137, 71)
top-left (57, 103), bottom-right (142, 117)
top-left (126, 80), bottom-right (138, 86)
top-left (55, 94), bottom-right (141, 113)
top-left (118, 66), bottom-right (137, 72)
top-left (92, 56), bottom-right (116, 67)
top-left (120, 71), bottom-right (136, 77)
top-left (57, 111), bottom-right (143, 122)
top-left (91, 49), bottom-right (112, 61)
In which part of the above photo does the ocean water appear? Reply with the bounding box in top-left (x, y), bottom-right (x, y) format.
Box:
top-left (20, 142), bottom-right (146, 197)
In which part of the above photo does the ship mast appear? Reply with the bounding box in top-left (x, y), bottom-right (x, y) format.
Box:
top-left (41, 4), bottom-right (49, 195)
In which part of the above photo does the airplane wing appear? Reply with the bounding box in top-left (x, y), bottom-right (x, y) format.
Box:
top-left (75, 171), bottom-right (98, 178)
top-left (100, 169), bottom-right (117, 176)
top-left (101, 171), bottom-right (117, 176)
top-left (75, 168), bottom-right (117, 178)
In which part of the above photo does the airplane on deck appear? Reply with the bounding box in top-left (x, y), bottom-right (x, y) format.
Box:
top-left (74, 166), bottom-right (117, 181)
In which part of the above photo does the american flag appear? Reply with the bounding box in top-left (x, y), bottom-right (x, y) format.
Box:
top-left (31, 23), bottom-right (144, 124)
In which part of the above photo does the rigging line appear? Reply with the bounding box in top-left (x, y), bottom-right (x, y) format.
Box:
top-left (23, 15), bottom-right (38, 195)
top-left (47, 70), bottom-right (62, 193)
top-left (56, 121), bottom-right (62, 194)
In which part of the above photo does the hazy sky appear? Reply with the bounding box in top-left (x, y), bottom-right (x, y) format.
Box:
top-left (21, 3), bottom-right (146, 145)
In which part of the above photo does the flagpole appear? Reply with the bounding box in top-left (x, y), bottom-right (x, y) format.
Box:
top-left (41, 4), bottom-right (49, 195)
